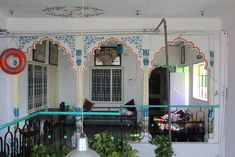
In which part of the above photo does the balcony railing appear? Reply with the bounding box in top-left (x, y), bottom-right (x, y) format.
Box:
top-left (0, 105), bottom-right (219, 157)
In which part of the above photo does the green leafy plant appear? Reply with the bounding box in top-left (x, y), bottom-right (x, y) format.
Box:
top-left (30, 144), bottom-right (69, 157)
top-left (89, 131), bottom-right (138, 157)
top-left (31, 144), bottom-right (51, 157)
top-left (149, 135), bottom-right (174, 157)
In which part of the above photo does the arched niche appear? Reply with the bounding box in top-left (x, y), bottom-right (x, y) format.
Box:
top-left (83, 37), bottom-right (144, 105)
top-left (150, 37), bottom-right (210, 74)
top-left (83, 37), bottom-right (142, 71)
top-left (26, 36), bottom-right (76, 72)
top-left (24, 36), bottom-right (77, 109)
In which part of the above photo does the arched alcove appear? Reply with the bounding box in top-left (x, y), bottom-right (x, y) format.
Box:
top-left (83, 37), bottom-right (142, 71)
top-left (83, 37), bottom-right (143, 107)
top-left (150, 37), bottom-right (210, 74)
top-left (20, 36), bottom-right (76, 113)
top-left (26, 36), bottom-right (76, 72)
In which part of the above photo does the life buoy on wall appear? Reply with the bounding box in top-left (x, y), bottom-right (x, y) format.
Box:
top-left (0, 48), bottom-right (27, 75)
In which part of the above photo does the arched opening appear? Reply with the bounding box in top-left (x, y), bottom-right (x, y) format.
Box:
top-left (83, 37), bottom-right (142, 107)
top-left (150, 37), bottom-right (210, 106)
top-left (149, 37), bottom-right (211, 142)
top-left (22, 37), bottom-right (76, 113)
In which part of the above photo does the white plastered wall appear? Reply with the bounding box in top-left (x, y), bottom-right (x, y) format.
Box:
top-left (222, 10), bottom-right (235, 157)
top-left (0, 17), bottom-right (227, 157)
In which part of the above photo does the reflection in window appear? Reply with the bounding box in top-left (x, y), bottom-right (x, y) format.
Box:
top-left (193, 62), bottom-right (208, 101)
top-left (176, 66), bottom-right (189, 105)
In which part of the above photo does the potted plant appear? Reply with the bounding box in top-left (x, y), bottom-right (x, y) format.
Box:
top-left (31, 144), bottom-right (69, 157)
top-left (89, 131), bottom-right (138, 157)
top-left (149, 135), bottom-right (174, 157)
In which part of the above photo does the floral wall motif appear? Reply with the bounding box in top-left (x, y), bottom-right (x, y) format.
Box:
top-left (19, 35), bottom-right (77, 71)
top-left (121, 36), bottom-right (142, 57)
top-left (54, 35), bottom-right (76, 55)
top-left (19, 36), bottom-right (39, 50)
top-left (83, 35), bottom-right (105, 57)
top-left (19, 35), bottom-right (144, 69)
top-left (143, 49), bottom-right (150, 66)
top-left (82, 35), bottom-right (144, 71)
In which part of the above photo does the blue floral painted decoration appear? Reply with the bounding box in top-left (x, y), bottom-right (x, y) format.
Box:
top-left (76, 59), bottom-right (81, 66)
top-left (143, 59), bottom-right (149, 66)
top-left (210, 51), bottom-right (214, 67)
top-left (143, 49), bottom-right (150, 56)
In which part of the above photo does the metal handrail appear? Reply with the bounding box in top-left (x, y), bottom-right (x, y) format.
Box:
top-left (0, 105), bottom-right (219, 130)
top-left (0, 111), bottom-right (121, 130)
top-left (121, 104), bottom-right (220, 108)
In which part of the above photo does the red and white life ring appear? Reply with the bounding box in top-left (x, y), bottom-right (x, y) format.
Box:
top-left (0, 48), bottom-right (27, 75)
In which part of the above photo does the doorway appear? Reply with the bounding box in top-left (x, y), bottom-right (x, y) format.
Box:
top-left (148, 67), bottom-right (168, 135)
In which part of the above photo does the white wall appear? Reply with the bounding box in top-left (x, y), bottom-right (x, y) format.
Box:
top-left (222, 11), bottom-right (235, 157)
top-left (58, 49), bottom-right (76, 106)
top-left (7, 18), bottom-right (221, 32)
top-left (0, 38), bottom-right (13, 125)
top-left (131, 143), bottom-right (220, 157)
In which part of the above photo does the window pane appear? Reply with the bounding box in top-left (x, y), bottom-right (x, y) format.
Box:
top-left (43, 67), bottom-right (47, 105)
top-left (112, 69), bottom-right (122, 101)
top-left (28, 64), bottom-right (47, 112)
top-left (28, 64), bottom-right (34, 110)
top-left (92, 69), bottom-right (111, 101)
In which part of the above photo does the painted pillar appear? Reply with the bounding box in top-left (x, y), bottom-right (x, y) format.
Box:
top-left (75, 35), bottom-right (84, 108)
top-left (142, 35), bottom-right (151, 137)
top-left (141, 49), bottom-right (151, 141)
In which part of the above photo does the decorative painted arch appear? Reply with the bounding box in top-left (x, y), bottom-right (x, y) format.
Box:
top-left (149, 36), bottom-right (211, 74)
top-left (83, 37), bottom-right (143, 71)
top-left (20, 35), bottom-right (77, 72)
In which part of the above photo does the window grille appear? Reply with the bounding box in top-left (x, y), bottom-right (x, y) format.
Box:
top-left (91, 68), bottom-right (122, 102)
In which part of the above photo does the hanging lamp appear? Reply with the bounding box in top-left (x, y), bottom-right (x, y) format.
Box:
top-left (66, 0), bottom-right (100, 156)
top-left (66, 132), bottom-right (100, 157)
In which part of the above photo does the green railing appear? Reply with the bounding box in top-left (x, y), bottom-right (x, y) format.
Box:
top-left (0, 111), bottom-right (121, 130)
top-left (121, 104), bottom-right (219, 109)
top-left (0, 104), bottom-right (219, 130)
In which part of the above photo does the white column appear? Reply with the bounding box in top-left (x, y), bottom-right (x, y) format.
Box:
top-left (76, 67), bottom-right (84, 108)
top-left (13, 75), bottom-right (19, 108)
top-left (143, 67), bottom-right (149, 105)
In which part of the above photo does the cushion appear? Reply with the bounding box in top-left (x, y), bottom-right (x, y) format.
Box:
top-left (83, 98), bottom-right (95, 112)
top-left (124, 99), bottom-right (136, 112)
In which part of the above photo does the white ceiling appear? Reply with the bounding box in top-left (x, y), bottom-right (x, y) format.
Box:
top-left (0, 0), bottom-right (234, 18)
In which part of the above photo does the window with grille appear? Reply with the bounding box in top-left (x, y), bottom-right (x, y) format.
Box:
top-left (193, 62), bottom-right (208, 101)
top-left (28, 64), bottom-right (47, 112)
top-left (91, 68), bottom-right (122, 102)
